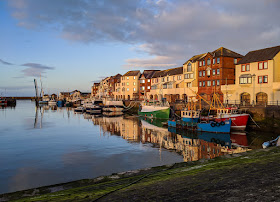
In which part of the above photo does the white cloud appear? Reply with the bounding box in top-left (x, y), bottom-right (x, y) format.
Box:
top-left (7, 0), bottom-right (280, 68)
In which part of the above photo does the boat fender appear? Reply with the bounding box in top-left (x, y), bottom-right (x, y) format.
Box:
top-left (210, 122), bottom-right (216, 127)
top-left (216, 122), bottom-right (220, 127)
top-left (220, 121), bottom-right (225, 126)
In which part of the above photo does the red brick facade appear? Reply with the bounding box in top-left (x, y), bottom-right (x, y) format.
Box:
top-left (197, 48), bottom-right (242, 102)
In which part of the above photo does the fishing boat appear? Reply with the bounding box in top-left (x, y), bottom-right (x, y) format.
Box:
top-left (138, 100), bottom-right (170, 119)
top-left (197, 119), bottom-right (231, 133)
top-left (181, 97), bottom-right (200, 123)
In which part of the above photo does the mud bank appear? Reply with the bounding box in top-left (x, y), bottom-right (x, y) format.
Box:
top-left (1, 147), bottom-right (280, 201)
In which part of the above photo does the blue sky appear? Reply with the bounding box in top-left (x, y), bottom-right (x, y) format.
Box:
top-left (1, 0), bottom-right (280, 96)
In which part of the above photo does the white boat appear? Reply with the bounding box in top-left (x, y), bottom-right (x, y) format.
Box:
top-left (103, 100), bottom-right (124, 112)
top-left (48, 99), bottom-right (57, 106)
top-left (138, 100), bottom-right (170, 119)
top-left (74, 106), bottom-right (85, 113)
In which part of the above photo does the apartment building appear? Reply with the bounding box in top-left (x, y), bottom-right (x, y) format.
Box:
top-left (221, 45), bottom-right (280, 105)
top-left (91, 83), bottom-right (100, 98)
top-left (120, 70), bottom-right (141, 100)
top-left (197, 47), bottom-right (243, 102)
top-left (138, 70), bottom-right (159, 100)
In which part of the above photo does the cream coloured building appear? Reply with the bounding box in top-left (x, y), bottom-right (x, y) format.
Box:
top-left (119, 70), bottom-right (141, 100)
top-left (221, 45), bottom-right (280, 105)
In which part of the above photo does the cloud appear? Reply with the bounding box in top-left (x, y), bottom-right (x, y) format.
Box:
top-left (20, 63), bottom-right (55, 77)
top-left (7, 0), bottom-right (280, 68)
top-left (0, 59), bottom-right (13, 65)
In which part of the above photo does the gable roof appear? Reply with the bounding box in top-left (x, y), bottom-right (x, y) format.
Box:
top-left (183, 53), bottom-right (206, 64)
top-left (142, 70), bottom-right (160, 79)
top-left (152, 67), bottom-right (183, 78)
top-left (212, 47), bottom-right (243, 58)
top-left (238, 45), bottom-right (280, 64)
top-left (123, 70), bottom-right (140, 77)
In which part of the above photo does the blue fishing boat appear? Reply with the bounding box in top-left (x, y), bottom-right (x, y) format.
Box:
top-left (197, 119), bottom-right (231, 133)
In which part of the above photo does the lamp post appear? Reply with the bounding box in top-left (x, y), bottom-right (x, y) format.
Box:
top-left (252, 74), bottom-right (256, 106)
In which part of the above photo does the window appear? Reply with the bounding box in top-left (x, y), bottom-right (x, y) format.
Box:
top-left (213, 69), bottom-right (216, 76)
top-left (133, 76), bottom-right (136, 79)
top-left (148, 79), bottom-right (150, 82)
top-left (242, 65), bottom-right (245, 72)
top-left (217, 58), bottom-right (220, 64)
top-left (140, 79), bottom-right (145, 83)
top-left (127, 77), bottom-right (129, 80)
top-left (239, 77), bottom-right (252, 84)
top-left (206, 69), bottom-right (211, 77)
top-left (133, 82), bottom-right (136, 86)
top-left (258, 76), bottom-right (268, 83)
top-left (217, 80), bottom-right (220, 86)
top-left (126, 82), bottom-right (129, 86)
top-left (199, 71), bottom-right (202, 77)
top-left (167, 77), bottom-right (169, 81)
top-left (162, 78), bottom-right (165, 82)
top-left (173, 76), bottom-right (175, 80)
top-left (199, 61), bottom-right (202, 66)
top-left (207, 58), bottom-right (211, 65)
top-left (213, 80), bottom-right (215, 86)
top-left (177, 75), bottom-right (182, 80)
top-left (127, 88), bottom-right (129, 91)
top-left (246, 64), bottom-right (250, 71)
top-left (264, 62), bottom-right (268, 69)
top-left (203, 60), bottom-right (205, 66)
top-left (187, 82), bottom-right (192, 88)
top-left (213, 58), bottom-right (215, 64)
top-left (133, 88), bottom-right (136, 91)
top-left (176, 84), bottom-right (179, 88)
top-left (187, 63), bottom-right (192, 72)
top-left (203, 71), bottom-right (205, 76)
top-left (147, 86), bottom-right (150, 89)
top-left (259, 61), bottom-right (268, 70)
top-left (234, 58), bottom-right (237, 64)
top-left (203, 81), bottom-right (205, 87)
top-left (207, 81), bottom-right (211, 86)
top-left (217, 69), bottom-right (220, 75)
top-left (199, 81), bottom-right (202, 87)
top-left (184, 73), bottom-right (194, 79)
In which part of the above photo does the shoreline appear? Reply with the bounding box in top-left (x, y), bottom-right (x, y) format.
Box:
top-left (1, 146), bottom-right (280, 201)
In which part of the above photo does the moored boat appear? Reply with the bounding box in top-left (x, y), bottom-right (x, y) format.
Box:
top-left (0, 97), bottom-right (7, 106)
top-left (74, 106), bottom-right (85, 113)
top-left (181, 109), bottom-right (200, 123)
top-left (138, 100), bottom-right (170, 119)
top-left (103, 100), bottom-right (124, 113)
top-left (197, 119), bottom-right (231, 133)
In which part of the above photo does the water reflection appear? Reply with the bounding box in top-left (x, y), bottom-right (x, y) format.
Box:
top-left (89, 114), bottom-right (251, 162)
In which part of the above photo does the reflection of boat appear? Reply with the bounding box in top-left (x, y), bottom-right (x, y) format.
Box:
top-left (197, 119), bottom-right (231, 133)
top-left (103, 100), bottom-right (124, 112)
top-left (141, 119), bottom-right (168, 133)
top-left (138, 101), bottom-right (170, 119)
top-left (230, 132), bottom-right (248, 147)
top-left (103, 111), bottom-right (123, 117)
top-left (198, 132), bottom-right (231, 147)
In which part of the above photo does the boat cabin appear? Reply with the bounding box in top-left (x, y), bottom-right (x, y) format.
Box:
top-left (181, 109), bottom-right (200, 119)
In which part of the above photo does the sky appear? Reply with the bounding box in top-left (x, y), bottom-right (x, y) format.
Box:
top-left (0, 0), bottom-right (280, 96)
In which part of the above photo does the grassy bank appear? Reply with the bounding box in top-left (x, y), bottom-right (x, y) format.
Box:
top-left (1, 147), bottom-right (280, 201)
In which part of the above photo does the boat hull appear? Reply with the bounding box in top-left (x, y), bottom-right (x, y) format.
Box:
top-left (138, 107), bottom-right (170, 119)
top-left (182, 117), bottom-right (199, 123)
top-left (216, 114), bottom-right (249, 131)
top-left (197, 119), bottom-right (231, 133)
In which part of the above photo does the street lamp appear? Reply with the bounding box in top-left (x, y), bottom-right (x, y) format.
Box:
top-left (252, 74), bottom-right (256, 106)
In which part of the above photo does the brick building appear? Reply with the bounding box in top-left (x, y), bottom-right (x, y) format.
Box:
top-left (197, 47), bottom-right (243, 102)
top-left (138, 70), bottom-right (159, 100)
top-left (91, 83), bottom-right (100, 97)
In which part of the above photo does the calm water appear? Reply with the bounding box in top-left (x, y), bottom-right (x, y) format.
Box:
top-left (0, 100), bottom-right (271, 194)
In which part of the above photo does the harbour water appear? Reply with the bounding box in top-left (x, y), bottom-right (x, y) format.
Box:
top-left (0, 100), bottom-right (273, 194)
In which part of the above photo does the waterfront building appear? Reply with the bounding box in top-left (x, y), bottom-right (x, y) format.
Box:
top-left (221, 45), bottom-right (280, 105)
top-left (197, 47), bottom-right (243, 102)
top-left (91, 83), bottom-right (100, 98)
top-left (108, 74), bottom-right (122, 98)
top-left (120, 70), bottom-right (141, 100)
top-left (70, 90), bottom-right (91, 100)
top-left (138, 70), bottom-right (159, 101)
